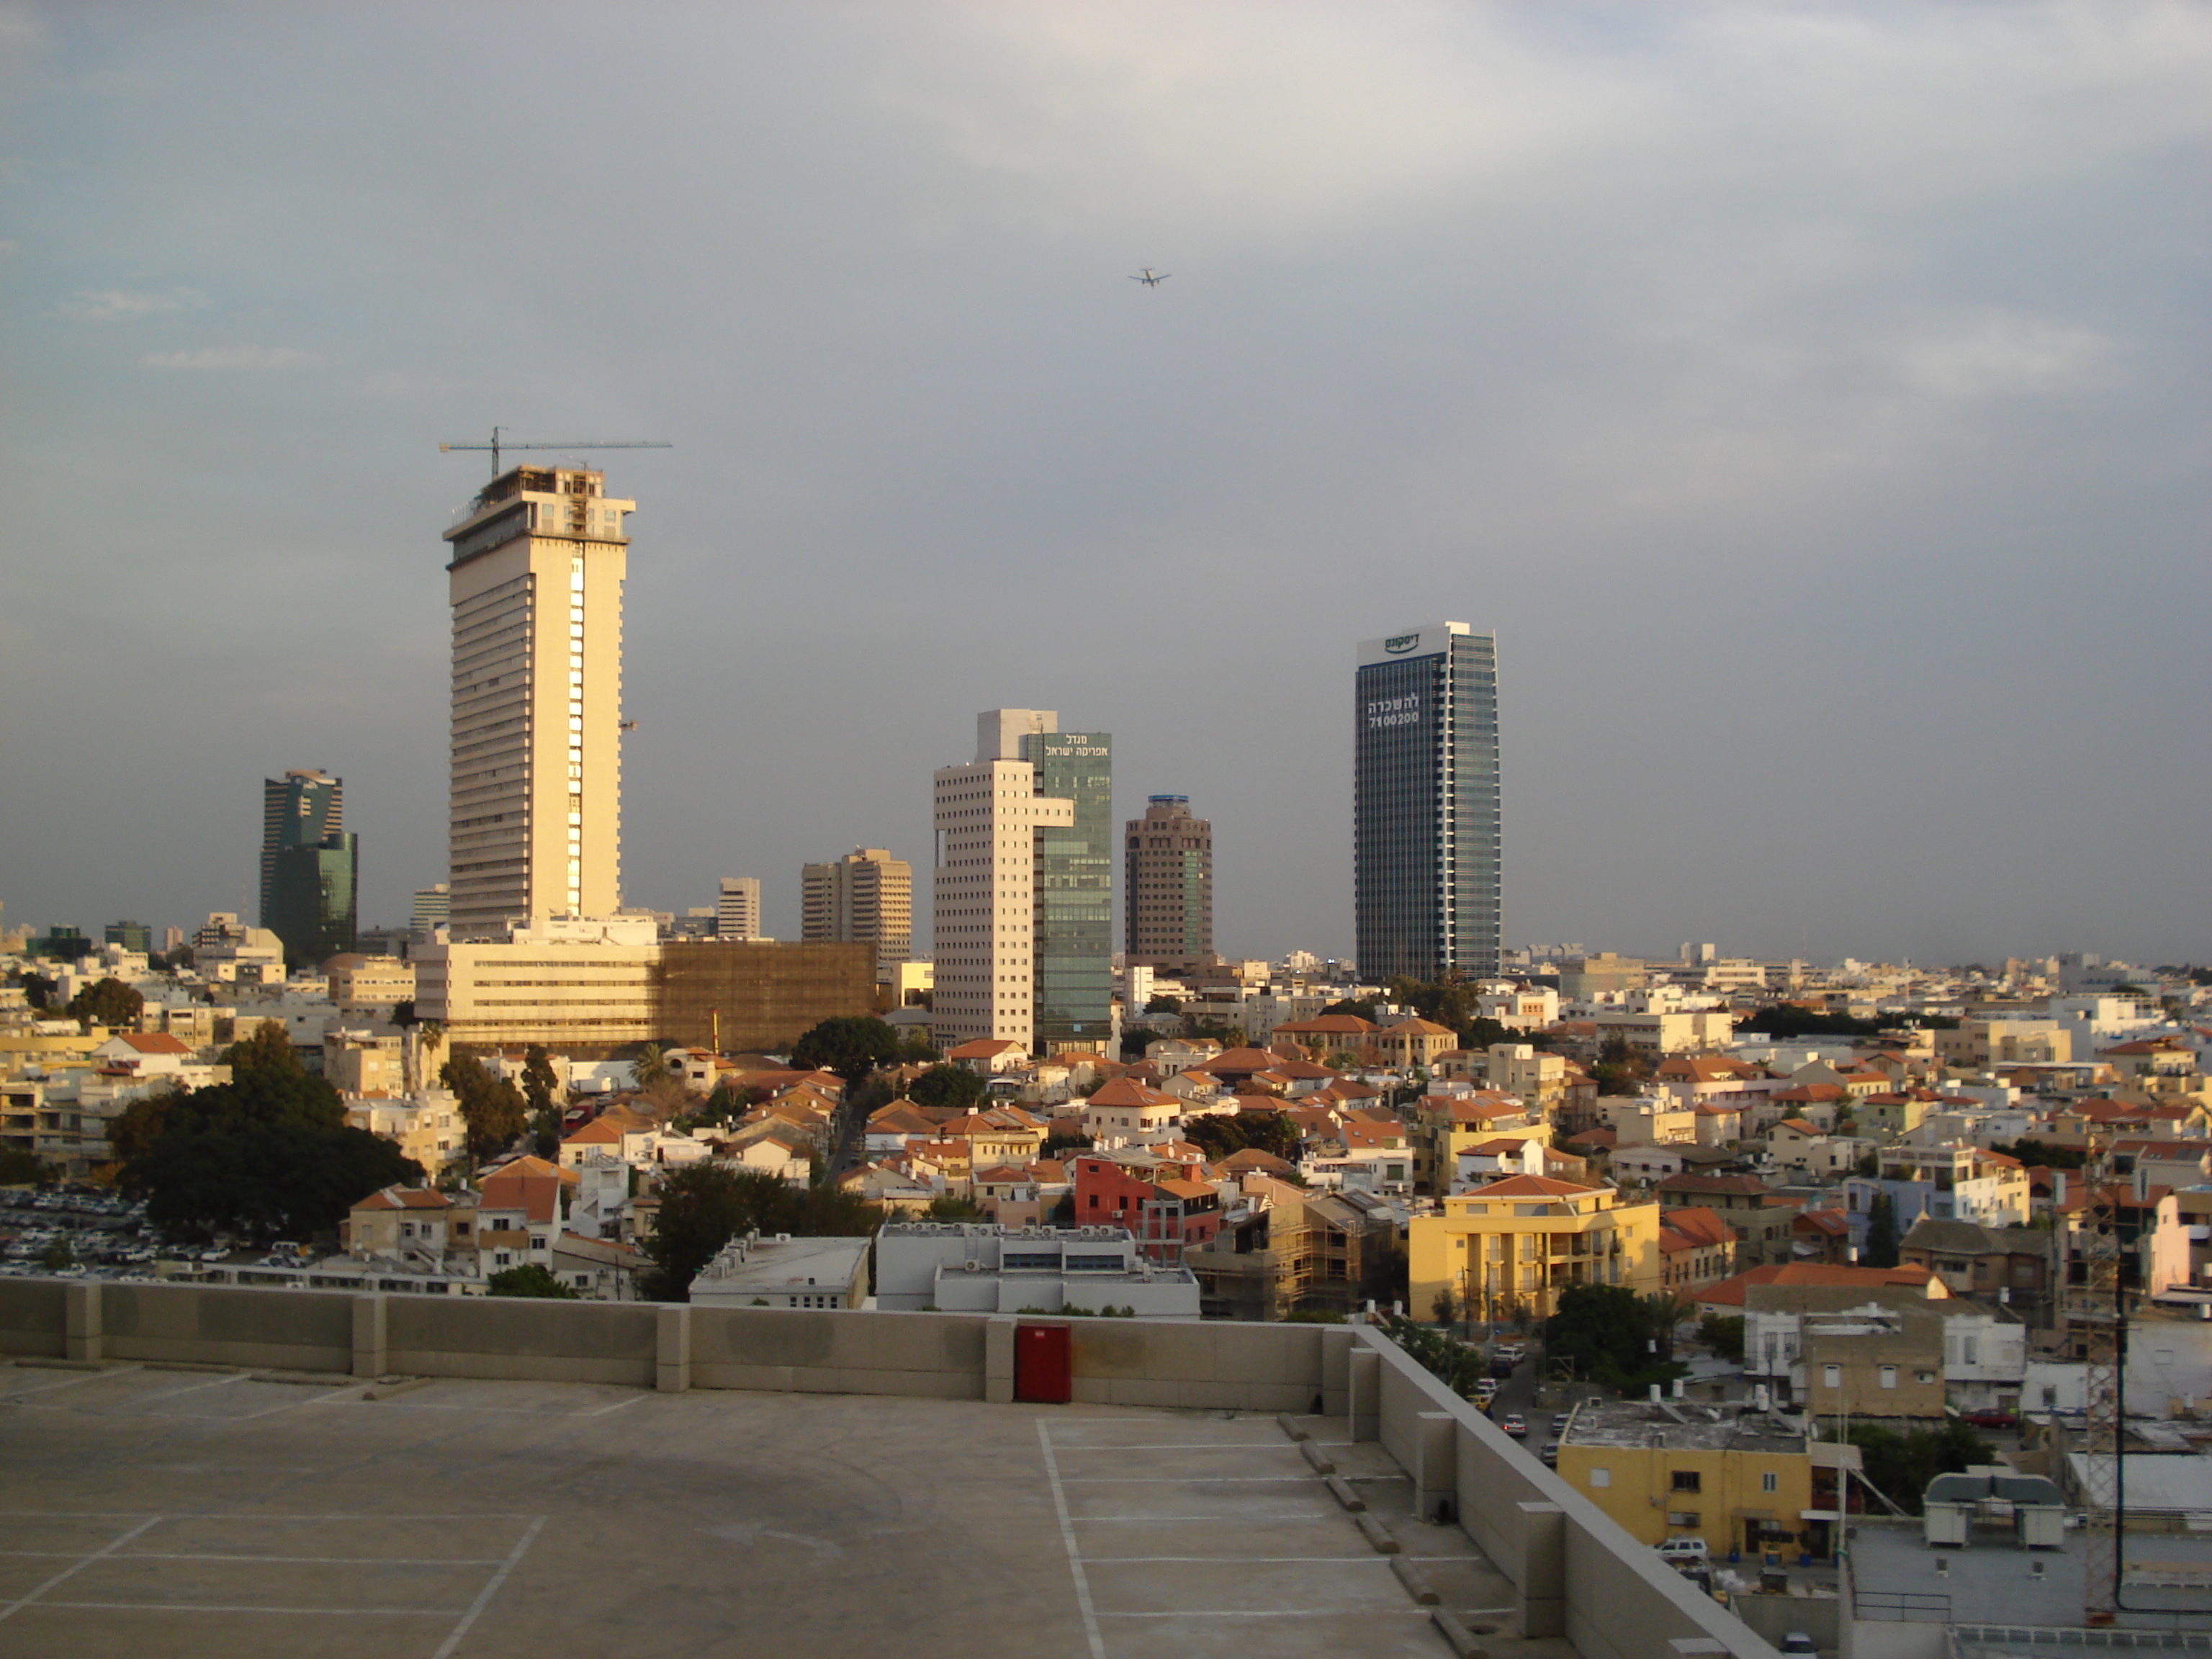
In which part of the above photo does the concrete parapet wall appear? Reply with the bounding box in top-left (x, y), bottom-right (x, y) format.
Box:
top-left (385, 1297), bottom-right (658, 1388)
top-left (0, 1280), bottom-right (68, 1357)
top-left (104, 1283), bottom-right (355, 1373)
top-left (1354, 1325), bottom-right (1781, 1659)
top-left (1066, 1315), bottom-right (1331, 1413)
top-left (691, 1307), bottom-right (989, 1399)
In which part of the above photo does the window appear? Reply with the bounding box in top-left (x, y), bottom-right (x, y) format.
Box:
top-left (1666, 1512), bottom-right (1701, 1529)
top-left (1822, 1364), bottom-right (1841, 1390)
top-left (1916, 1370), bottom-right (1936, 1385)
top-left (1761, 1472), bottom-right (1779, 1494)
top-left (1588, 1469), bottom-right (1610, 1488)
top-left (1671, 1471), bottom-right (1701, 1493)
top-left (1880, 1366), bottom-right (1897, 1390)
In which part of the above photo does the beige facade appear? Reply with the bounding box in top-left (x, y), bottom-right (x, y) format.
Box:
top-left (444, 467), bottom-right (632, 938)
top-left (801, 848), bottom-right (913, 982)
top-left (415, 916), bottom-right (658, 1054)
top-left (325, 954), bottom-right (417, 1010)
top-left (930, 711), bottom-right (1075, 1050)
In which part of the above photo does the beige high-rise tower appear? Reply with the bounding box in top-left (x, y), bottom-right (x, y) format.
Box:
top-left (931, 711), bottom-right (1074, 1050)
top-left (443, 467), bottom-right (632, 939)
top-left (801, 848), bottom-right (912, 984)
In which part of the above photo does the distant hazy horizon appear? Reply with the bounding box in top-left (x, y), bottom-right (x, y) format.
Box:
top-left (3, 3), bottom-right (2206, 968)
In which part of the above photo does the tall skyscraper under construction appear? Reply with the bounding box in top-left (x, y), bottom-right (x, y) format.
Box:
top-left (441, 467), bottom-right (633, 938)
top-left (1353, 623), bottom-right (1500, 981)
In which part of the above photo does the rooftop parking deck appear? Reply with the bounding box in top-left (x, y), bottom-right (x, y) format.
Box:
top-left (0, 1359), bottom-right (1542, 1659)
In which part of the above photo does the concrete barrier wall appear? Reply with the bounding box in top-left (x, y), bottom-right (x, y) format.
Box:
top-left (1354, 1326), bottom-right (1783, 1659)
top-left (1067, 1316), bottom-right (1334, 1413)
top-left (690, 1307), bottom-right (988, 1398)
top-left (104, 1284), bottom-right (355, 1374)
top-left (0, 1280), bottom-right (68, 1358)
top-left (385, 1297), bottom-right (659, 1388)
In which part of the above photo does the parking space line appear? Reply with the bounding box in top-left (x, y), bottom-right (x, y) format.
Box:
top-left (1035, 1421), bottom-right (1107, 1659)
top-left (135, 1372), bottom-right (250, 1404)
top-left (1048, 1442), bottom-right (1296, 1452)
top-left (1055, 1475), bottom-right (1323, 1484)
top-left (1097, 1609), bottom-right (1435, 1619)
top-left (116, 1552), bottom-right (509, 1566)
top-left (38, 1601), bottom-right (464, 1616)
top-left (0, 1515), bottom-right (161, 1624)
top-left (429, 1512), bottom-right (545, 1659)
top-left (0, 1367), bottom-right (143, 1398)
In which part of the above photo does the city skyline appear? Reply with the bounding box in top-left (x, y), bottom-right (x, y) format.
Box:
top-left (2, 5), bottom-right (2207, 966)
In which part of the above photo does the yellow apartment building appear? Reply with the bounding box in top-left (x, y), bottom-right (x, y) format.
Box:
top-left (1556, 1399), bottom-right (1834, 1558)
top-left (1408, 1174), bottom-right (1663, 1326)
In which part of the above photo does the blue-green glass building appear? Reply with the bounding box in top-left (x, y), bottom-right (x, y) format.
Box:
top-left (1021, 729), bottom-right (1114, 1052)
top-left (1354, 623), bottom-right (1500, 981)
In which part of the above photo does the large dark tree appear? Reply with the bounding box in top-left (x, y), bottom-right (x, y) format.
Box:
top-left (640, 1164), bottom-right (881, 1300)
top-left (1181, 1110), bottom-right (1300, 1162)
top-left (907, 1064), bottom-right (985, 1112)
top-left (222, 1020), bottom-right (302, 1073)
top-left (1542, 1282), bottom-right (1686, 1392)
top-left (789, 1016), bottom-right (902, 1087)
top-left (66, 977), bottom-right (144, 1032)
top-left (125, 1121), bottom-right (419, 1237)
top-left (1591, 1037), bottom-right (1651, 1098)
top-left (488, 1264), bottom-right (580, 1299)
top-left (441, 1054), bottom-right (528, 1164)
top-left (1863, 1192), bottom-right (1902, 1268)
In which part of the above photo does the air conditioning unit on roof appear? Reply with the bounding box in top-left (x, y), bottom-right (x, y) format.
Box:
top-left (963, 1260), bottom-right (981, 1272)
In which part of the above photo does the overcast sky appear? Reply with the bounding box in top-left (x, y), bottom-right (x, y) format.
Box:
top-left (2, 1), bottom-right (2206, 969)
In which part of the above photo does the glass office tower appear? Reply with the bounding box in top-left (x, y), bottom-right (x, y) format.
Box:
top-left (1354, 623), bottom-right (1500, 981)
top-left (1022, 729), bottom-right (1114, 1052)
top-left (262, 769), bottom-right (357, 968)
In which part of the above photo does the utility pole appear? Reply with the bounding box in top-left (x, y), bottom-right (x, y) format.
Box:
top-left (2080, 1132), bottom-right (2124, 1625)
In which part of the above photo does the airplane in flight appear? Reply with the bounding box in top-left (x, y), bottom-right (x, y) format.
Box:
top-left (1129, 268), bottom-right (1171, 287)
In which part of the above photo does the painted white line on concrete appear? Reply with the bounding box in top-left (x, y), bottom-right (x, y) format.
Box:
top-left (1048, 1441), bottom-right (1295, 1452)
top-left (1071, 1513), bottom-right (1340, 1524)
top-left (133, 1371), bottom-right (250, 1404)
top-left (577, 1393), bottom-right (647, 1418)
top-left (1035, 1420), bottom-right (1108, 1659)
top-left (429, 1511), bottom-right (545, 1659)
top-left (0, 1516), bottom-right (162, 1624)
top-left (1055, 1475), bottom-right (1325, 1485)
top-left (232, 1388), bottom-right (361, 1421)
top-left (0, 1511), bottom-right (541, 1522)
top-left (0, 1366), bottom-right (144, 1398)
top-left (116, 1552), bottom-right (508, 1566)
top-left (38, 1601), bottom-right (463, 1616)
top-left (1097, 1608), bottom-right (1434, 1618)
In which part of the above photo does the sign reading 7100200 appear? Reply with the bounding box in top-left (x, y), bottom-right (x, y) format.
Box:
top-left (1366, 693), bottom-right (1421, 729)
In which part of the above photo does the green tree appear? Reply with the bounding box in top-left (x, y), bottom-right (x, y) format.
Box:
top-left (487, 1264), bottom-right (580, 1299)
top-left (789, 1016), bottom-right (902, 1087)
top-left (701, 1079), bottom-right (766, 1124)
top-left (440, 1055), bottom-right (529, 1164)
top-left (221, 1021), bottom-right (301, 1073)
top-left (1180, 1110), bottom-right (1300, 1163)
top-left (66, 976), bottom-right (144, 1032)
top-left (1542, 1282), bottom-right (1686, 1392)
top-left (1377, 1312), bottom-right (1486, 1398)
top-left (894, 1035), bottom-right (942, 1065)
top-left (1143, 994), bottom-right (1184, 1013)
top-left (1320, 998), bottom-right (1378, 1021)
top-left (41, 1238), bottom-right (74, 1272)
top-left (1864, 1192), bottom-right (1901, 1268)
top-left (125, 1122), bottom-right (421, 1237)
top-left (922, 1195), bottom-right (986, 1220)
top-left (1431, 1285), bottom-right (1458, 1327)
top-left (1991, 1138), bottom-right (2086, 1171)
top-left (639, 1164), bottom-right (882, 1301)
top-left (1698, 1313), bottom-right (1746, 1364)
top-left (1840, 1421), bottom-right (1992, 1514)
top-left (907, 1064), bottom-right (985, 1112)
top-left (0, 1148), bottom-right (46, 1186)
top-left (1591, 1037), bottom-right (1650, 1097)
top-left (521, 1045), bottom-right (559, 1114)
top-left (18, 971), bottom-right (61, 1010)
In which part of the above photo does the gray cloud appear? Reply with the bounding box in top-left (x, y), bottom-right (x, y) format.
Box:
top-left (0, 1), bottom-right (2206, 969)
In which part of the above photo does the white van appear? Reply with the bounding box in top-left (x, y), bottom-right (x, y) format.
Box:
top-left (1655, 1537), bottom-right (1709, 1566)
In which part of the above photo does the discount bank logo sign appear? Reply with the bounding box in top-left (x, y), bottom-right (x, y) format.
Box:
top-left (1385, 633), bottom-right (1422, 654)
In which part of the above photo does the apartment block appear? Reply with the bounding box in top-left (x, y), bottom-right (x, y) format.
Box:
top-left (801, 848), bottom-right (912, 981)
top-left (1124, 795), bottom-right (1212, 974)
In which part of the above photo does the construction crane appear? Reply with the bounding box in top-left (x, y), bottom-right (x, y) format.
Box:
top-left (438, 426), bottom-right (672, 478)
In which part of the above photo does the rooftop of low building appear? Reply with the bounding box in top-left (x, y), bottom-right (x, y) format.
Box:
top-left (1560, 1396), bottom-right (1807, 1454)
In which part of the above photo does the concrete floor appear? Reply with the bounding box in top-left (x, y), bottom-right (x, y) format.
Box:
top-left (0, 1356), bottom-right (1578, 1659)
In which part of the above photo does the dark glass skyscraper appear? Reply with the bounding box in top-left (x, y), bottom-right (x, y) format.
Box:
top-left (1022, 728), bottom-right (1113, 1052)
top-left (1354, 624), bottom-right (1500, 981)
top-left (261, 769), bottom-right (357, 967)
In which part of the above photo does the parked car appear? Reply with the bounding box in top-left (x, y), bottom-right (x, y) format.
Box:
top-left (1958, 1411), bottom-right (2018, 1430)
top-left (1539, 1441), bottom-right (1560, 1467)
top-left (1655, 1537), bottom-right (1709, 1565)
top-left (1551, 1413), bottom-right (1570, 1433)
top-left (1501, 1413), bottom-right (1528, 1439)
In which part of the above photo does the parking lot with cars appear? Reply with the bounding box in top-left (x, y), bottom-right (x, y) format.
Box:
top-left (0, 1187), bottom-right (328, 1282)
